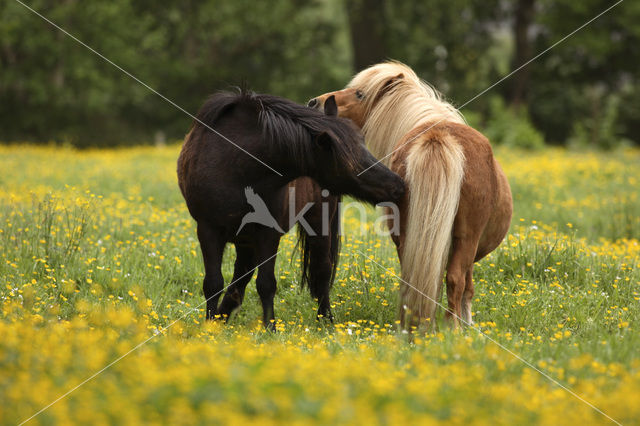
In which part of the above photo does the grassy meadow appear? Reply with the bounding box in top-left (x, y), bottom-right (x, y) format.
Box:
top-left (0, 144), bottom-right (639, 425)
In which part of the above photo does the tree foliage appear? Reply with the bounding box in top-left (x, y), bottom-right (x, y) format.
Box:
top-left (0, 0), bottom-right (638, 147)
top-left (527, 0), bottom-right (640, 144)
top-left (0, 0), bottom-right (351, 145)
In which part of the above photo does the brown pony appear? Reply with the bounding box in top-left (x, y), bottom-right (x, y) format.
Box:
top-left (309, 61), bottom-right (512, 329)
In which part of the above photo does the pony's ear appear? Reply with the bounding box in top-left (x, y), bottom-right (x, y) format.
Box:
top-left (378, 73), bottom-right (404, 97)
top-left (324, 95), bottom-right (338, 117)
top-left (389, 73), bottom-right (404, 84)
top-left (314, 131), bottom-right (334, 151)
top-left (372, 73), bottom-right (404, 105)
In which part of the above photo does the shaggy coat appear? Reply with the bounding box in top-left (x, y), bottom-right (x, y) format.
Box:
top-left (310, 62), bottom-right (513, 328)
top-left (178, 90), bottom-right (405, 327)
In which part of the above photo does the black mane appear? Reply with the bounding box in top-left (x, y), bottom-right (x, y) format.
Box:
top-left (195, 89), bottom-right (362, 172)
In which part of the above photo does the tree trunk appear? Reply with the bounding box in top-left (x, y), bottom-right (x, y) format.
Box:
top-left (510, 0), bottom-right (535, 108)
top-left (345, 0), bottom-right (387, 72)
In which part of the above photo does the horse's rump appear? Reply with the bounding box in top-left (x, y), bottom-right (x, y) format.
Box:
top-left (391, 124), bottom-right (465, 326)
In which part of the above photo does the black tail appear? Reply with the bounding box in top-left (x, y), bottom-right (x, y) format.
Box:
top-left (297, 196), bottom-right (341, 304)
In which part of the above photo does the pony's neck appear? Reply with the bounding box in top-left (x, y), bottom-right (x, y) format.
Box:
top-left (362, 91), bottom-right (465, 164)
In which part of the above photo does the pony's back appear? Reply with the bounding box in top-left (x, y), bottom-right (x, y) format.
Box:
top-left (194, 91), bottom-right (249, 129)
top-left (188, 90), bottom-right (364, 176)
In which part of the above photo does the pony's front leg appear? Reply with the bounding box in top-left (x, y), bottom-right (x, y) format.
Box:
top-left (386, 203), bottom-right (405, 260)
top-left (255, 234), bottom-right (281, 330)
top-left (197, 222), bottom-right (226, 320)
top-left (462, 266), bottom-right (475, 325)
top-left (217, 245), bottom-right (255, 320)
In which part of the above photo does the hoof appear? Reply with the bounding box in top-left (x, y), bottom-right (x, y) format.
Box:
top-left (206, 312), bottom-right (228, 322)
top-left (316, 313), bottom-right (334, 323)
top-left (264, 320), bottom-right (277, 332)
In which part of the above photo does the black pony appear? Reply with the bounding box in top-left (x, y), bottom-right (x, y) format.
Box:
top-left (177, 90), bottom-right (404, 328)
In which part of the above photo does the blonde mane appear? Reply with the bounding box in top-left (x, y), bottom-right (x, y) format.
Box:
top-left (348, 61), bottom-right (465, 162)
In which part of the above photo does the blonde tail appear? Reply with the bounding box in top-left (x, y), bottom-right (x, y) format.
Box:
top-left (399, 132), bottom-right (465, 328)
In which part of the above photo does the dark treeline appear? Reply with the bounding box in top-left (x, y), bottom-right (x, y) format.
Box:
top-left (1, 0), bottom-right (638, 147)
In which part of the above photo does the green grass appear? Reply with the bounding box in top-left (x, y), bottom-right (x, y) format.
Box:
top-left (0, 144), bottom-right (639, 424)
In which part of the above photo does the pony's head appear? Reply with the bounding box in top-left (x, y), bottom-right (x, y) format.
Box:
top-left (308, 62), bottom-right (412, 127)
top-left (308, 61), bottom-right (464, 159)
top-left (307, 96), bottom-right (405, 204)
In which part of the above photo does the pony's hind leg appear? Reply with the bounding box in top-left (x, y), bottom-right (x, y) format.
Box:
top-left (306, 235), bottom-right (335, 321)
top-left (217, 245), bottom-right (255, 320)
top-left (298, 193), bottom-right (340, 322)
top-left (445, 237), bottom-right (477, 328)
top-left (197, 222), bottom-right (226, 320)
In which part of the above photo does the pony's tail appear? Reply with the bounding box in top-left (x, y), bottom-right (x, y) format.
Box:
top-left (298, 196), bottom-right (341, 301)
top-left (399, 130), bottom-right (465, 329)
